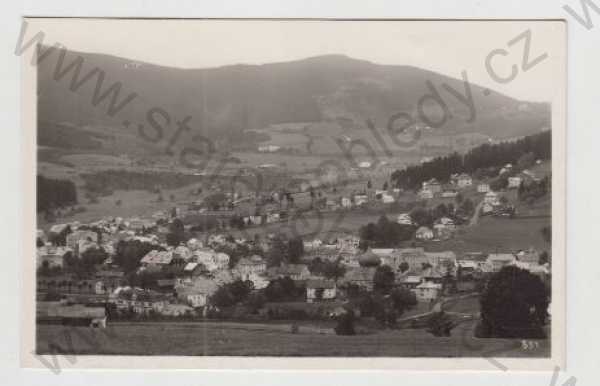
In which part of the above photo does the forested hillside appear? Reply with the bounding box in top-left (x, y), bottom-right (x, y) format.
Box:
top-left (37, 175), bottom-right (78, 212)
top-left (391, 130), bottom-right (551, 190)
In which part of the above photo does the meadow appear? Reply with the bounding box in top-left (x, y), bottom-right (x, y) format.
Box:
top-left (36, 319), bottom-right (549, 358)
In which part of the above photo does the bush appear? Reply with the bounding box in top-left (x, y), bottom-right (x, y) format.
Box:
top-left (334, 308), bottom-right (356, 336)
top-left (427, 311), bottom-right (455, 337)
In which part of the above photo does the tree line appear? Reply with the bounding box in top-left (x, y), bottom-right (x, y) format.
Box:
top-left (391, 130), bottom-right (551, 190)
top-left (80, 170), bottom-right (202, 196)
top-left (37, 175), bottom-right (77, 212)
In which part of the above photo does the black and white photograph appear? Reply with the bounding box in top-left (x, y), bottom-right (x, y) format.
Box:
top-left (20, 18), bottom-right (566, 368)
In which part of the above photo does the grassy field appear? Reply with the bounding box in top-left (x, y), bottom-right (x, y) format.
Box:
top-left (416, 215), bottom-right (551, 254)
top-left (36, 320), bottom-right (549, 357)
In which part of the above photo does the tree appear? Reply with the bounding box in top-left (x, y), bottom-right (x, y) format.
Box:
top-left (245, 292), bottom-right (267, 313)
top-left (321, 259), bottom-right (347, 282)
top-left (210, 280), bottom-right (253, 307)
top-left (367, 180), bottom-right (372, 189)
top-left (264, 277), bottom-right (299, 302)
top-left (517, 152), bottom-right (535, 171)
top-left (434, 203), bottom-right (449, 219)
top-left (540, 225), bottom-right (551, 244)
top-left (37, 175), bottom-right (77, 212)
top-left (166, 218), bottom-right (185, 246)
top-left (427, 311), bottom-right (455, 337)
top-left (114, 239), bottom-right (164, 273)
top-left (334, 308), bottom-right (356, 335)
top-left (359, 215), bottom-right (415, 248)
top-left (287, 236), bottom-right (304, 263)
top-left (479, 266), bottom-right (549, 338)
top-left (265, 234), bottom-right (288, 267)
top-left (539, 250), bottom-right (550, 265)
top-left (410, 207), bottom-right (433, 227)
top-left (48, 225), bottom-right (72, 246)
top-left (458, 198), bottom-right (475, 217)
top-left (308, 257), bottom-right (324, 275)
top-left (382, 181), bottom-right (389, 191)
top-left (399, 261), bottom-right (410, 273)
top-left (80, 247), bottom-right (108, 271)
top-left (373, 265), bottom-right (395, 294)
top-left (390, 287), bottom-right (417, 314)
top-left (204, 192), bottom-right (227, 210)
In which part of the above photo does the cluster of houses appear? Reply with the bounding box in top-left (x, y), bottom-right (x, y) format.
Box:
top-left (396, 213), bottom-right (457, 241)
top-left (416, 165), bottom-right (540, 203)
top-left (418, 174), bottom-right (483, 200)
top-left (37, 209), bottom-right (550, 327)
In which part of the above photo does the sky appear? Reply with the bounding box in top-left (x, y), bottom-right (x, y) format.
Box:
top-left (25, 18), bottom-right (565, 102)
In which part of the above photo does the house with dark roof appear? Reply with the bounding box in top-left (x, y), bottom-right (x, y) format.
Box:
top-left (306, 279), bottom-right (336, 303)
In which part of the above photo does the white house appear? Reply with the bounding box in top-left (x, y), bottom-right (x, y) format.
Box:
top-left (437, 217), bottom-right (455, 227)
top-left (303, 239), bottom-right (323, 251)
top-left (66, 230), bottom-right (98, 251)
top-left (235, 255), bottom-right (267, 279)
top-left (412, 282), bottom-right (442, 302)
top-left (487, 253), bottom-right (517, 272)
top-left (246, 272), bottom-right (270, 290)
top-left (508, 176), bottom-right (522, 188)
top-left (336, 235), bottom-right (360, 251)
top-left (477, 183), bottom-right (490, 193)
top-left (415, 226), bottom-right (434, 241)
top-left (354, 194), bottom-right (368, 206)
top-left (258, 145), bottom-right (281, 153)
top-left (456, 173), bottom-right (473, 188)
top-left (175, 277), bottom-right (218, 308)
top-left (397, 213), bottom-right (413, 225)
top-left (441, 190), bottom-right (458, 198)
top-left (341, 197), bottom-right (352, 208)
top-left (418, 189), bottom-right (434, 199)
top-left (484, 191), bottom-right (500, 206)
top-left (422, 178), bottom-right (442, 193)
top-left (499, 163), bottom-right (513, 175)
top-left (482, 202), bottom-right (495, 214)
top-left (306, 279), bottom-right (337, 303)
top-left (266, 212), bottom-right (280, 223)
top-left (381, 193), bottom-right (395, 203)
top-left (37, 245), bottom-right (72, 269)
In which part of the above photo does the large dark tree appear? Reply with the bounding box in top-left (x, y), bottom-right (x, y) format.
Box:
top-left (211, 280), bottom-right (253, 307)
top-left (373, 265), bottom-right (395, 294)
top-left (321, 259), bottom-right (347, 282)
top-left (359, 215), bottom-right (414, 248)
top-left (114, 239), bottom-right (164, 273)
top-left (334, 308), bottom-right (356, 336)
top-left (166, 218), bottom-right (186, 246)
top-left (479, 266), bottom-right (549, 338)
top-left (287, 236), bottom-right (304, 263)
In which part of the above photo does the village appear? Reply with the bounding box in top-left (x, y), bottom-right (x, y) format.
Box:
top-left (35, 156), bottom-right (551, 339)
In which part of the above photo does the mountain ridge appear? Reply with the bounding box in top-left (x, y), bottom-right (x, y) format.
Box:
top-left (36, 47), bottom-right (551, 157)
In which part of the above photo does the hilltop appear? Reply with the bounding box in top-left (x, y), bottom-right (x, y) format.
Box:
top-left (37, 49), bottom-right (550, 159)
